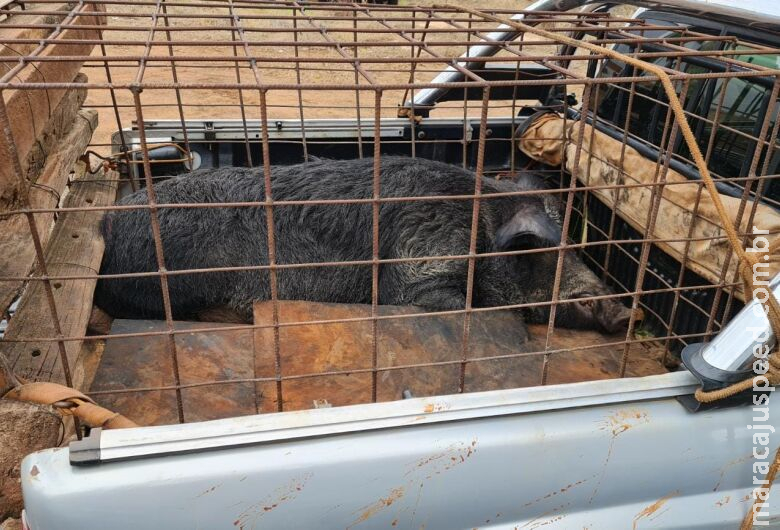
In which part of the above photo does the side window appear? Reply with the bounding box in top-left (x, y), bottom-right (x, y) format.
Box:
top-left (682, 76), bottom-right (775, 179)
top-left (593, 27), bottom-right (779, 203)
top-left (681, 45), bottom-right (778, 204)
top-left (593, 43), bottom-right (675, 145)
top-left (593, 25), bottom-right (710, 148)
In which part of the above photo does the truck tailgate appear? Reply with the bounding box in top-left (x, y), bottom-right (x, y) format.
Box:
top-left (21, 372), bottom-right (778, 529)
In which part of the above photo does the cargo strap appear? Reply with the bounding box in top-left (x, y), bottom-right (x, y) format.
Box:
top-left (454, 7), bottom-right (780, 528)
top-left (2, 382), bottom-right (137, 430)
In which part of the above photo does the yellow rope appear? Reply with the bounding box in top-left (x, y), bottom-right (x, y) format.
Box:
top-left (2, 381), bottom-right (137, 429)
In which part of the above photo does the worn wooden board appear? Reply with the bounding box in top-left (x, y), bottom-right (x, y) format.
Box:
top-left (0, 2), bottom-right (104, 208)
top-left (0, 4), bottom-right (74, 61)
top-left (22, 74), bottom-right (89, 184)
top-left (91, 302), bottom-right (666, 425)
top-left (1, 165), bottom-right (119, 388)
top-left (0, 108), bottom-right (98, 318)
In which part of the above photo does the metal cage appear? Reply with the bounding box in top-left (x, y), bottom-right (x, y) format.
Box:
top-left (0, 0), bottom-right (778, 426)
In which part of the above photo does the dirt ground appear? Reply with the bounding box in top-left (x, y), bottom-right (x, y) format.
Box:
top-left (0, 401), bottom-right (62, 521)
top-left (83, 0), bottom-right (549, 151)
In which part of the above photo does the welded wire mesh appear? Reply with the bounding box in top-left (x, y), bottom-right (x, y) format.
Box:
top-left (0, 0), bottom-right (778, 423)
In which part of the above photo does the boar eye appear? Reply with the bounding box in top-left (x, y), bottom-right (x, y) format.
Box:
top-left (576, 295), bottom-right (595, 307)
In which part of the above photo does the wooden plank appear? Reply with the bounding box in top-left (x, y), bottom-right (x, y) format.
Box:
top-left (0, 108), bottom-right (98, 318)
top-left (0, 3), bottom-right (73, 60)
top-left (23, 73), bottom-right (88, 183)
top-left (0, 2), bottom-right (104, 208)
top-left (0, 348), bottom-right (18, 396)
top-left (2, 163), bottom-right (118, 388)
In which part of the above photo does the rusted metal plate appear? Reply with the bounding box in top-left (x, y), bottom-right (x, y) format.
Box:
top-left (91, 320), bottom-right (256, 426)
top-left (527, 324), bottom-right (668, 385)
top-left (253, 301), bottom-right (667, 412)
top-left (92, 303), bottom-right (667, 424)
top-left (253, 302), bottom-right (534, 412)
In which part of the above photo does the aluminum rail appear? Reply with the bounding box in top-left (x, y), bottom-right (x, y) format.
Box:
top-left (402, 0), bottom-right (780, 113)
top-left (67, 370), bottom-right (699, 465)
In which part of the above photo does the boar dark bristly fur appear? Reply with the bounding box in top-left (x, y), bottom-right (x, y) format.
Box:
top-left (95, 156), bottom-right (632, 333)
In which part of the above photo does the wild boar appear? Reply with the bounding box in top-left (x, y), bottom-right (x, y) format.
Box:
top-left (94, 156), bottom-right (632, 333)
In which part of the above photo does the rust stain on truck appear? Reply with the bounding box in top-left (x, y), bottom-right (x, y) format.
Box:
top-left (347, 487), bottom-right (406, 529)
top-left (522, 477), bottom-right (591, 508)
top-left (599, 409), bottom-right (650, 438)
top-left (404, 438), bottom-right (478, 479)
top-left (233, 473), bottom-right (312, 529)
top-left (632, 490), bottom-right (679, 529)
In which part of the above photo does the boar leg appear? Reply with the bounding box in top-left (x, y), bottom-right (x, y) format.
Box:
top-left (409, 287), bottom-right (467, 311)
top-left (382, 259), bottom-right (468, 311)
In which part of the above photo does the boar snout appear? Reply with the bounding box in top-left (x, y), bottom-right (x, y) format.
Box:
top-left (595, 298), bottom-right (634, 334)
top-left (562, 293), bottom-right (634, 335)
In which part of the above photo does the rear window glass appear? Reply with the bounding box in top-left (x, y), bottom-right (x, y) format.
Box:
top-left (591, 24), bottom-right (779, 204)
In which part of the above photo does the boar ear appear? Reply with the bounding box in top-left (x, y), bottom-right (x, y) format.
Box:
top-left (495, 204), bottom-right (561, 251)
top-left (515, 174), bottom-right (563, 225)
top-left (514, 173), bottom-right (548, 191)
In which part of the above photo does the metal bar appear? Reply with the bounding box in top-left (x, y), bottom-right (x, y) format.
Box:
top-left (78, 343), bottom-right (704, 396)
top-left (618, 70), bottom-right (691, 376)
top-left (258, 88), bottom-right (283, 412)
top-left (133, 0), bottom-right (164, 86)
top-left (0, 231), bottom-right (765, 284)
top-left (7, 34), bottom-right (768, 50)
top-left (130, 89), bottom-right (185, 423)
top-left (371, 90), bottom-right (381, 402)
top-left (85, 370), bottom-right (700, 464)
top-left (228, 0), bottom-right (253, 167)
top-left (159, 0), bottom-right (191, 165)
top-left (229, 4), bottom-right (283, 412)
top-left (4, 173), bottom-right (777, 217)
top-left (540, 83), bottom-right (594, 385)
top-left (4, 69), bottom-right (778, 92)
top-left (2, 292), bottom-right (735, 347)
top-left (459, 87), bottom-right (490, 393)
